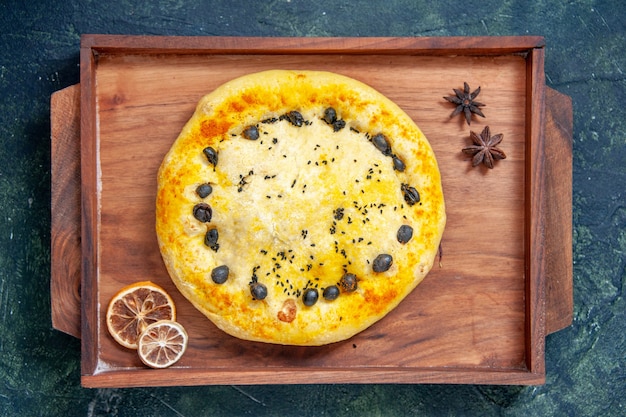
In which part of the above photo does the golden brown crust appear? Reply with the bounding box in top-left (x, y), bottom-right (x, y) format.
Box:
top-left (156, 70), bottom-right (445, 345)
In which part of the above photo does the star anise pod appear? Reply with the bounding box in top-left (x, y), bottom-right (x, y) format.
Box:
top-left (462, 126), bottom-right (506, 169)
top-left (443, 82), bottom-right (486, 125)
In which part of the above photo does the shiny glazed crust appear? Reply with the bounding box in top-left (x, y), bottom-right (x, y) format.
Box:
top-left (156, 70), bottom-right (446, 345)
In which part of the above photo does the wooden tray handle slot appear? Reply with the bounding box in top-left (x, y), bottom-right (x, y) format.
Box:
top-left (50, 84), bottom-right (82, 339)
top-left (543, 88), bottom-right (573, 334)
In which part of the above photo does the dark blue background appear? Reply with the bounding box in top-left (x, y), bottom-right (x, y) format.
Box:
top-left (1, 0), bottom-right (625, 415)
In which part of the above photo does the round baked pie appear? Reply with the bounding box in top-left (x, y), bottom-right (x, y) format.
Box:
top-left (156, 70), bottom-right (446, 346)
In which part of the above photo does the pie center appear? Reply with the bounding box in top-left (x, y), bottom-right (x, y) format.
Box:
top-left (203, 109), bottom-right (410, 300)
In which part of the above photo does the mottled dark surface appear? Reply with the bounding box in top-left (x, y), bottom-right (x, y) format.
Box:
top-left (1, 0), bottom-right (625, 415)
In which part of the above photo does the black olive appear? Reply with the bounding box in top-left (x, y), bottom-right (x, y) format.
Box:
top-left (283, 111), bottom-right (304, 127)
top-left (392, 155), bottom-right (406, 172)
top-left (211, 265), bottom-right (229, 284)
top-left (196, 183), bottom-right (213, 198)
top-left (322, 285), bottom-right (340, 301)
top-left (371, 133), bottom-right (391, 156)
top-left (339, 273), bottom-right (357, 292)
top-left (332, 119), bottom-right (346, 132)
top-left (204, 228), bottom-right (219, 251)
top-left (203, 146), bottom-right (218, 166)
top-left (322, 107), bottom-right (337, 124)
top-left (193, 203), bottom-right (212, 222)
top-left (302, 288), bottom-right (319, 306)
top-left (401, 183), bottom-right (420, 206)
top-left (397, 225), bottom-right (414, 244)
top-left (250, 282), bottom-right (268, 300)
top-left (242, 125), bottom-right (259, 140)
top-left (373, 254), bottom-right (393, 272)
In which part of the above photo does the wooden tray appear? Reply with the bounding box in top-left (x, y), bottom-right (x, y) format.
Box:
top-left (51, 35), bottom-right (573, 387)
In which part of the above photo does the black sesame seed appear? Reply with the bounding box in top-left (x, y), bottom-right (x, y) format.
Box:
top-left (195, 183), bottom-right (213, 198)
top-left (339, 273), bottom-right (358, 292)
top-left (193, 203), bottom-right (212, 223)
top-left (397, 225), bottom-right (414, 244)
top-left (373, 254), bottom-right (393, 272)
top-left (302, 288), bottom-right (319, 306)
top-left (250, 282), bottom-right (268, 300)
top-left (242, 125), bottom-right (259, 140)
top-left (211, 265), bottom-right (229, 284)
top-left (323, 285), bottom-right (340, 301)
top-left (202, 146), bottom-right (218, 166)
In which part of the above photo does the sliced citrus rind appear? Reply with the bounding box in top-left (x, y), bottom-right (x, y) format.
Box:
top-left (137, 320), bottom-right (188, 369)
top-left (106, 281), bottom-right (176, 349)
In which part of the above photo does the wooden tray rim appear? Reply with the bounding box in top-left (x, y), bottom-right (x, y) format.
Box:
top-left (81, 34), bottom-right (546, 55)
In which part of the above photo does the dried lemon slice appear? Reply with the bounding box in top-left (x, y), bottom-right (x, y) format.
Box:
top-left (106, 281), bottom-right (176, 349)
top-left (137, 320), bottom-right (188, 369)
